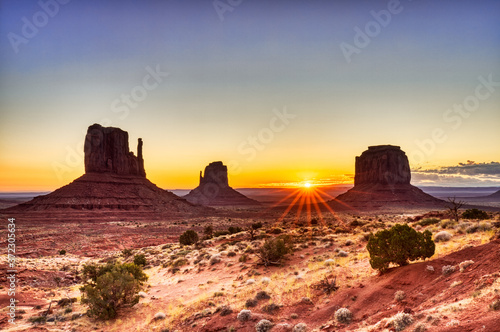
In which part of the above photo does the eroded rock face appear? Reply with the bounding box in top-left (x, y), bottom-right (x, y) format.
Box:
top-left (354, 145), bottom-right (410, 186)
top-left (84, 124), bottom-right (145, 177)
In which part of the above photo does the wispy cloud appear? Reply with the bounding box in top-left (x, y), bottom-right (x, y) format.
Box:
top-left (412, 161), bottom-right (500, 186)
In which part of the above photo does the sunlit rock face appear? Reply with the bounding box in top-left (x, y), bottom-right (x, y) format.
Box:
top-left (84, 123), bottom-right (146, 177)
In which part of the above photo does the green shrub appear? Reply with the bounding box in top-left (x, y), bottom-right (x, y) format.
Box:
top-left (59, 249), bottom-right (66, 255)
top-left (228, 226), bottom-right (243, 234)
top-left (179, 230), bottom-right (199, 245)
top-left (416, 218), bottom-right (440, 227)
top-left (80, 262), bottom-right (148, 320)
top-left (462, 209), bottom-right (489, 220)
top-left (204, 225), bottom-right (214, 238)
top-left (213, 230), bottom-right (230, 237)
top-left (122, 248), bottom-right (133, 257)
top-left (366, 224), bottom-right (435, 273)
top-left (133, 254), bottom-right (147, 267)
top-left (256, 235), bottom-right (294, 266)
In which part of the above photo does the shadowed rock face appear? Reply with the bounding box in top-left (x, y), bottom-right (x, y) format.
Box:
top-left (185, 161), bottom-right (259, 206)
top-left (84, 124), bottom-right (146, 177)
top-left (355, 145), bottom-right (410, 186)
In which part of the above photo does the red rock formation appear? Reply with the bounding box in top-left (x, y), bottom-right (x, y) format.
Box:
top-left (334, 145), bottom-right (444, 210)
top-left (184, 161), bottom-right (260, 206)
top-left (84, 124), bottom-right (145, 177)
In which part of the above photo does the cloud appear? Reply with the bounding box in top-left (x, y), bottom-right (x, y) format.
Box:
top-left (411, 161), bottom-right (500, 186)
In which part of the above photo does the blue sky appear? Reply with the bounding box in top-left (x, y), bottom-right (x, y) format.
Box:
top-left (1, 0), bottom-right (499, 190)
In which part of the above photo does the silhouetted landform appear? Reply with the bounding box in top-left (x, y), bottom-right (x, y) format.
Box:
top-left (85, 123), bottom-right (146, 177)
top-left (4, 124), bottom-right (203, 213)
top-left (184, 161), bottom-right (260, 207)
top-left (486, 189), bottom-right (500, 199)
top-left (333, 145), bottom-right (445, 210)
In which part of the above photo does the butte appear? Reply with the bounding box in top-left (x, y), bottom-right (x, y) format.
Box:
top-left (332, 145), bottom-right (445, 210)
top-left (184, 161), bottom-right (260, 207)
top-left (4, 124), bottom-right (205, 216)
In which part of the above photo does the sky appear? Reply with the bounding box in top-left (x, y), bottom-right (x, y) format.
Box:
top-left (1, 0), bottom-right (499, 191)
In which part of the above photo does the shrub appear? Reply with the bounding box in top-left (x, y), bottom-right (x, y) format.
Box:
top-left (59, 249), bottom-right (66, 255)
top-left (248, 222), bottom-right (263, 240)
top-left (293, 323), bottom-right (308, 332)
top-left (459, 260), bottom-right (474, 272)
top-left (416, 218), bottom-right (440, 227)
top-left (121, 248), bottom-right (133, 257)
top-left (204, 225), bottom-right (214, 238)
top-left (213, 230), bottom-right (230, 237)
top-left (28, 316), bottom-right (47, 324)
top-left (255, 319), bottom-right (273, 332)
top-left (255, 290), bottom-right (271, 300)
top-left (256, 235), bottom-right (294, 266)
top-left (228, 226), bottom-right (243, 234)
top-left (154, 312), bottom-right (166, 320)
top-left (392, 312), bottom-right (413, 331)
top-left (442, 265), bottom-right (455, 276)
top-left (133, 254), bottom-right (147, 267)
top-left (490, 299), bottom-right (500, 311)
top-left (394, 290), bottom-right (406, 302)
top-left (434, 231), bottom-right (452, 242)
top-left (80, 262), bottom-right (148, 320)
top-left (462, 209), bottom-right (489, 220)
top-left (366, 224), bottom-right (435, 273)
top-left (334, 307), bottom-right (352, 324)
top-left (466, 222), bottom-right (492, 234)
top-left (179, 230), bottom-right (199, 245)
top-left (210, 254), bottom-right (222, 265)
top-left (237, 309), bottom-right (252, 322)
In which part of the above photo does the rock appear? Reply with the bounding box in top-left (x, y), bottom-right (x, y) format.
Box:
top-left (334, 145), bottom-right (445, 210)
top-left (184, 161), bottom-right (260, 206)
top-left (84, 123), bottom-right (146, 177)
top-left (354, 145), bottom-right (410, 185)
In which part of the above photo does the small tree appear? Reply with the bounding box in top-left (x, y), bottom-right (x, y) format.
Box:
top-left (367, 224), bottom-right (435, 273)
top-left (446, 197), bottom-right (465, 223)
top-left (179, 230), bottom-right (199, 245)
top-left (255, 235), bottom-right (294, 266)
top-left (80, 262), bottom-right (148, 320)
top-left (203, 225), bottom-right (214, 238)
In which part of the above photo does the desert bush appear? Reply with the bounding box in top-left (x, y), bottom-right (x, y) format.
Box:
top-left (179, 230), bottom-right (199, 245)
top-left (440, 219), bottom-right (456, 229)
top-left (133, 254), bottom-right (147, 267)
top-left (394, 290), bottom-right (406, 302)
top-left (366, 224), bottom-right (435, 273)
top-left (466, 222), bottom-right (492, 234)
top-left (334, 307), bottom-right (352, 324)
top-left (442, 265), bottom-right (455, 276)
top-left (121, 248), bottom-right (133, 257)
top-left (245, 298), bottom-right (258, 307)
top-left (59, 249), bottom-right (66, 255)
top-left (210, 254), bottom-right (222, 265)
top-left (433, 231), bottom-right (452, 242)
top-left (262, 303), bottom-right (281, 314)
top-left (227, 251), bottom-right (237, 257)
top-left (293, 323), bottom-right (308, 332)
top-left (80, 262), bottom-right (148, 320)
top-left (392, 312), bottom-right (413, 331)
top-left (239, 254), bottom-right (249, 262)
top-left (203, 225), bottom-right (214, 238)
top-left (413, 322), bottom-right (427, 332)
top-left (154, 312), bottom-right (166, 320)
top-left (462, 208), bottom-right (489, 220)
top-left (459, 260), bottom-right (474, 272)
top-left (255, 290), bottom-right (271, 300)
top-left (237, 309), bottom-right (252, 322)
top-left (256, 235), bottom-right (294, 266)
top-left (248, 222), bottom-right (263, 240)
top-left (416, 218), bottom-right (440, 227)
top-left (28, 316), bottom-right (47, 324)
top-left (255, 319), bottom-right (274, 332)
top-left (490, 299), bottom-right (500, 311)
top-left (228, 226), bottom-right (243, 234)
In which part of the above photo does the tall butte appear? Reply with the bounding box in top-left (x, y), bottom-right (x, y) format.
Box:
top-left (6, 124), bottom-right (203, 214)
top-left (184, 161), bottom-right (260, 206)
top-left (333, 145), bottom-right (444, 210)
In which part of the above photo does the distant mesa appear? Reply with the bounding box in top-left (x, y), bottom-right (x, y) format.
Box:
top-left (184, 161), bottom-right (260, 207)
top-left (5, 124), bottom-right (203, 214)
top-left (333, 145), bottom-right (445, 210)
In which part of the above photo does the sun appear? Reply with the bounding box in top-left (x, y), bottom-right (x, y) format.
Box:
top-left (303, 182), bottom-right (312, 188)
